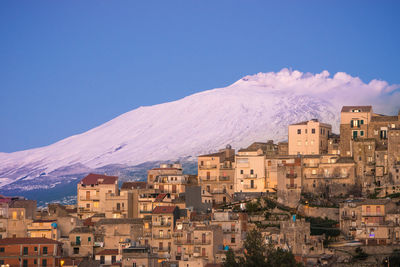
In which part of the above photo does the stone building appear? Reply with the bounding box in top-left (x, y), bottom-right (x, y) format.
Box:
top-left (388, 128), bottom-right (400, 184)
top-left (27, 219), bottom-right (60, 240)
top-left (153, 174), bottom-right (189, 198)
top-left (235, 148), bottom-right (266, 193)
top-left (77, 173), bottom-right (119, 219)
top-left (122, 245), bottom-right (158, 267)
top-left (148, 163), bottom-right (183, 186)
top-left (276, 157), bottom-right (302, 208)
top-left (339, 106), bottom-right (373, 157)
top-left (302, 155), bottom-right (356, 197)
top-left (210, 210), bottom-right (247, 252)
top-left (288, 119), bottom-right (332, 155)
top-left (68, 226), bottom-right (95, 258)
top-left (151, 206), bottom-right (179, 261)
top-left (96, 218), bottom-right (144, 249)
top-left (197, 145), bottom-right (235, 205)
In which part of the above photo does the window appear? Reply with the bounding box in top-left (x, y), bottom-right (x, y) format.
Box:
top-left (312, 128), bottom-right (315, 134)
top-left (23, 259), bottom-right (28, 267)
top-left (0, 247), bottom-right (4, 252)
top-left (42, 259), bottom-right (47, 267)
top-left (297, 129), bottom-right (301, 134)
top-left (73, 247), bottom-right (79, 254)
top-left (231, 237), bottom-right (236, 243)
top-left (43, 246), bottom-right (48, 255)
top-left (100, 256), bottom-right (105, 264)
top-left (34, 259), bottom-right (37, 265)
top-left (34, 246), bottom-right (37, 252)
top-left (240, 170), bottom-right (243, 174)
top-left (88, 237), bottom-right (91, 242)
top-left (360, 130), bottom-right (364, 136)
top-left (0, 260), bottom-right (4, 265)
top-left (86, 203), bottom-right (90, 209)
top-left (250, 169), bottom-right (254, 175)
top-left (23, 247), bottom-right (28, 255)
top-left (112, 255), bottom-right (116, 263)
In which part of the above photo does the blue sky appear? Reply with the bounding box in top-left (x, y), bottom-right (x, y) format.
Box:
top-left (1, 0), bottom-right (399, 152)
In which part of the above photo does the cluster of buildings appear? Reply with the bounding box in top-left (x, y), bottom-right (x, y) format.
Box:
top-left (0, 105), bottom-right (400, 266)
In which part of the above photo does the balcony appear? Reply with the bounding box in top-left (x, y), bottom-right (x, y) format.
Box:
top-left (243, 185), bottom-right (257, 189)
top-left (304, 163), bottom-right (319, 168)
top-left (243, 174), bottom-right (257, 179)
top-left (223, 229), bottom-right (238, 234)
top-left (175, 240), bottom-right (194, 245)
top-left (341, 215), bottom-right (357, 220)
top-left (112, 208), bottom-right (126, 213)
top-left (153, 222), bottom-right (172, 227)
top-left (70, 241), bottom-right (81, 246)
top-left (362, 213), bottom-right (384, 217)
top-left (199, 176), bottom-right (218, 182)
top-left (194, 240), bottom-right (211, 245)
top-left (286, 173), bottom-right (297, 178)
top-left (286, 184), bottom-right (297, 189)
top-left (140, 210), bottom-right (152, 214)
top-left (153, 234), bottom-right (172, 239)
top-left (219, 176), bottom-right (231, 181)
top-left (199, 165), bottom-right (217, 170)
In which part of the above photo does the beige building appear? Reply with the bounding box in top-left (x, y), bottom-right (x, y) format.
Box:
top-left (121, 246), bottom-right (158, 267)
top-left (198, 145), bottom-right (235, 205)
top-left (27, 219), bottom-right (60, 240)
top-left (210, 210), bottom-right (247, 252)
top-left (288, 119), bottom-right (332, 155)
top-left (275, 157), bottom-right (302, 208)
top-left (104, 190), bottom-right (133, 219)
top-left (153, 174), bottom-right (188, 198)
top-left (77, 173), bottom-right (118, 219)
top-left (302, 155), bottom-right (357, 197)
top-left (68, 227), bottom-right (95, 257)
top-left (339, 106), bottom-right (373, 157)
top-left (151, 206), bottom-right (179, 260)
top-left (148, 163), bottom-right (183, 186)
top-left (235, 148), bottom-right (266, 193)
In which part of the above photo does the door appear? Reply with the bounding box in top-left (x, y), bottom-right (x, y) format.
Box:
top-left (86, 191), bottom-right (90, 200)
top-left (207, 171), bottom-right (210, 180)
top-left (353, 131), bottom-right (358, 139)
top-left (202, 233), bottom-right (206, 244)
top-left (172, 185), bottom-right (177, 193)
top-left (250, 180), bottom-right (254, 189)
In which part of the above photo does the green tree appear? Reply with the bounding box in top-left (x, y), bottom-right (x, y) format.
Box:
top-left (242, 228), bottom-right (268, 267)
top-left (266, 247), bottom-right (303, 267)
top-left (222, 248), bottom-right (239, 267)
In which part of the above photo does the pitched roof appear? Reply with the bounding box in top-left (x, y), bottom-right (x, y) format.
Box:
top-left (80, 173), bottom-right (118, 185)
top-left (121, 181), bottom-right (147, 190)
top-left (0, 237), bottom-right (62, 245)
top-left (152, 206), bottom-right (177, 214)
top-left (371, 115), bottom-right (399, 122)
top-left (96, 249), bottom-right (119, 256)
top-left (155, 193), bottom-right (167, 201)
top-left (341, 106), bottom-right (372, 113)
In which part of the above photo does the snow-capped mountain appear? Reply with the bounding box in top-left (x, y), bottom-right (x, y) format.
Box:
top-left (1, 69), bottom-right (399, 201)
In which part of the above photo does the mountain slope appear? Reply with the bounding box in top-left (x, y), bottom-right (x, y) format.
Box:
top-left (1, 69), bottom-right (399, 195)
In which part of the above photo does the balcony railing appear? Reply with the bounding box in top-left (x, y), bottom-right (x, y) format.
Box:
top-left (175, 240), bottom-right (194, 245)
top-left (153, 234), bottom-right (172, 239)
top-left (199, 176), bottom-right (218, 181)
top-left (243, 185), bottom-right (257, 189)
top-left (194, 240), bottom-right (211, 245)
top-left (199, 165), bottom-right (217, 170)
top-left (362, 212), bottom-right (384, 217)
top-left (303, 163), bottom-right (319, 168)
top-left (286, 184), bottom-right (297, 189)
top-left (286, 173), bottom-right (297, 178)
top-left (341, 215), bottom-right (357, 220)
top-left (243, 174), bottom-right (257, 179)
top-left (70, 242), bottom-right (81, 246)
top-left (153, 222), bottom-right (172, 227)
top-left (219, 176), bottom-right (231, 181)
top-left (140, 210), bottom-right (152, 214)
top-left (223, 229), bottom-right (238, 234)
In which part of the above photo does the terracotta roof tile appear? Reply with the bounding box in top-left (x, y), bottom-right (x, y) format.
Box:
top-left (80, 173), bottom-right (118, 185)
top-left (152, 206), bottom-right (177, 214)
top-left (96, 249), bottom-right (119, 256)
top-left (121, 181), bottom-right (147, 190)
top-left (0, 237), bottom-right (62, 245)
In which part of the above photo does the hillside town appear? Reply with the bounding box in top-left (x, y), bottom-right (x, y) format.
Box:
top-left (1, 105), bottom-right (400, 267)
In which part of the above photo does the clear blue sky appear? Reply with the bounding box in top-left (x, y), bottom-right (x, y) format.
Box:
top-left (1, 0), bottom-right (399, 152)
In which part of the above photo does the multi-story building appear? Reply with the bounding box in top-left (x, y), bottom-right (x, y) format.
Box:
top-left (122, 245), bottom-right (158, 267)
top-left (198, 145), bottom-right (235, 205)
top-left (235, 148), bottom-right (266, 193)
top-left (96, 218), bottom-right (144, 249)
top-left (27, 219), bottom-right (60, 240)
top-left (388, 128), bottom-right (400, 184)
top-left (153, 174), bottom-right (188, 198)
top-left (0, 237), bottom-right (63, 267)
top-left (120, 182), bottom-right (156, 219)
top-left (77, 173), bottom-right (118, 219)
top-left (147, 163), bottom-right (183, 186)
top-left (104, 190), bottom-right (133, 219)
top-left (339, 199), bottom-right (400, 245)
top-left (276, 157), bottom-right (302, 208)
top-left (288, 119), bottom-right (332, 155)
top-left (339, 106), bottom-right (373, 157)
top-left (210, 210), bottom-right (247, 252)
top-left (151, 206), bottom-right (179, 261)
top-left (68, 226), bottom-right (95, 257)
top-left (302, 155), bottom-right (356, 197)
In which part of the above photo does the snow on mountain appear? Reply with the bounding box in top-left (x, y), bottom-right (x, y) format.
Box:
top-left (0, 68), bottom-right (399, 191)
